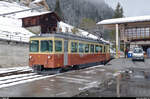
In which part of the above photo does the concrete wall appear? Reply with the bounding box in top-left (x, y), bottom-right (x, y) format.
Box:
top-left (0, 40), bottom-right (29, 68)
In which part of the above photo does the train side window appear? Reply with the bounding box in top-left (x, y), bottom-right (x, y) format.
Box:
top-left (99, 45), bottom-right (103, 53)
top-left (79, 43), bottom-right (84, 53)
top-left (55, 40), bottom-right (62, 52)
top-left (71, 42), bottom-right (78, 53)
top-left (90, 44), bottom-right (94, 53)
top-left (95, 45), bottom-right (102, 53)
top-left (29, 40), bottom-right (39, 52)
top-left (95, 45), bottom-right (99, 53)
top-left (105, 46), bottom-right (108, 53)
top-left (107, 46), bottom-right (110, 53)
top-left (104, 46), bottom-right (106, 53)
top-left (85, 44), bottom-right (89, 53)
top-left (41, 40), bottom-right (53, 52)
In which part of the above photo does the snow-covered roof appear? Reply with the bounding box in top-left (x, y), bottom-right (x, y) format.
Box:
top-left (58, 21), bottom-right (110, 43)
top-left (0, 1), bottom-right (36, 42)
top-left (18, 11), bottom-right (52, 19)
top-left (32, 0), bottom-right (43, 4)
top-left (58, 21), bottom-right (74, 33)
top-left (58, 21), bottom-right (98, 40)
top-left (97, 15), bottom-right (150, 25)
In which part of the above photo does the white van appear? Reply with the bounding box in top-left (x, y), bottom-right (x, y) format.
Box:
top-left (132, 47), bottom-right (144, 62)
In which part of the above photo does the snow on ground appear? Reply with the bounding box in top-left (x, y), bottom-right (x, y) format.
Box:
top-left (0, 1), bottom-right (42, 42)
top-left (0, 17), bottom-right (34, 42)
top-left (0, 66), bottom-right (32, 74)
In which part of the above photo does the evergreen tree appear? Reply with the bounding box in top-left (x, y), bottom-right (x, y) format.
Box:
top-left (79, 18), bottom-right (96, 31)
top-left (112, 2), bottom-right (124, 51)
top-left (113, 2), bottom-right (124, 18)
top-left (110, 2), bottom-right (124, 41)
top-left (54, 0), bottom-right (63, 19)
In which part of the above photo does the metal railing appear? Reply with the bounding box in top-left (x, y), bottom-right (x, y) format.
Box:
top-left (0, 30), bottom-right (29, 43)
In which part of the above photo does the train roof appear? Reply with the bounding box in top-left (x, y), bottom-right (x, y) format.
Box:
top-left (30, 33), bottom-right (110, 45)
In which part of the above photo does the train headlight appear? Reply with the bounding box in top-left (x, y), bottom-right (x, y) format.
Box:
top-left (48, 56), bottom-right (51, 59)
top-left (29, 56), bottom-right (32, 59)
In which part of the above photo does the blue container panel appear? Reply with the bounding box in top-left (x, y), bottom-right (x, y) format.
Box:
top-left (128, 53), bottom-right (132, 58)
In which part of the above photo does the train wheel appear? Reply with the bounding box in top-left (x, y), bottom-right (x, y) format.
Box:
top-left (56, 68), bottom-right (63, 73)
top-left (72, 65), bottom-right (80, 70)
top-left (33, 65), bottom-right (44, 74)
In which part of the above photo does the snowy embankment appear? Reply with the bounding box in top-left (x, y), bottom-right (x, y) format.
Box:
top-left (0, 1), bottom-right (110, 44)
top-left (0, 66), bottom-right (32, 74)
top-left (58, 21), bottom-right (110, 43)
top-left (0, 1), bottom-right (37, 42)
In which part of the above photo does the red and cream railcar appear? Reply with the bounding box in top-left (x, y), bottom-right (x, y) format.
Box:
top-left (29, 33), bottom-right (110, 72)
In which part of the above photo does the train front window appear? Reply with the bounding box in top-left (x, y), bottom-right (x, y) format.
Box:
top-left (55, 40), bottom-right (62, 52)
top-left (30, 40), bottom-right (39, 52)
top-left (40, 40), bottom-right (53, 52)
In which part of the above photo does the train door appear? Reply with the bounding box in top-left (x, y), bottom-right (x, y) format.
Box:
top-left (64, 40), bottom-right (68, 66)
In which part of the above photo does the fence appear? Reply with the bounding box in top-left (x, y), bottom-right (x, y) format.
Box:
top-left (0, 30), bottom-right (29, 43)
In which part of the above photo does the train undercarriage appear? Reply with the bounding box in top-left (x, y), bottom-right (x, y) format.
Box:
top-left (32, 60), bottom-right (110, 75)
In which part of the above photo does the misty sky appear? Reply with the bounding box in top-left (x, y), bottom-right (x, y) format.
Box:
top-left (104, 0), bottom-right (150, 17)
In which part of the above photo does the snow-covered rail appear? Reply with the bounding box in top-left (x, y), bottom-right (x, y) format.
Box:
top-left (0, 66), bottom-right (32, 77)
top-left (0, 73), bottom-right (47, 89)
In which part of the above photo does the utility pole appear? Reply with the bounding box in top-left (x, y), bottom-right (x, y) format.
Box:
top-left (116, 24), bottom-right (119, 58)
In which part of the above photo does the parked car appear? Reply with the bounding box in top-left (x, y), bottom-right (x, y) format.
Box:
top-left (132, 47), bottom-right (144, 62)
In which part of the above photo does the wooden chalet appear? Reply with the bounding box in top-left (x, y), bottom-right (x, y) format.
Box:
top-left (21, 11), bottom-right (61, 34)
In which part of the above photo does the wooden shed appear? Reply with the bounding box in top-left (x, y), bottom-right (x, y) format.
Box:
top-left (21, 11), bottom-right (61, 34)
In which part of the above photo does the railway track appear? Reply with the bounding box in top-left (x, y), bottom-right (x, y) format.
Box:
top-left (0, 72), bottom-right (47, 89)
top-left (0, 64), bottom-right (105, 89)
top-left (0, 66), bottom-right (66, 89)
top-left (0, 66), bottom-right (33, 77)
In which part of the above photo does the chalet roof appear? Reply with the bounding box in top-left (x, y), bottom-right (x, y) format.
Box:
top-left (97, 15), bottom-right (150, 25)
top-left (19, 11), bottom-right (61, 21)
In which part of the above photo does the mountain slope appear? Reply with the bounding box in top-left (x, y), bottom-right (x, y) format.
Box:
top-left (46, 0), bottom-right (114, 27)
